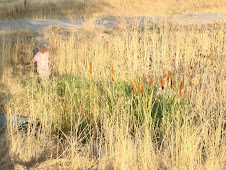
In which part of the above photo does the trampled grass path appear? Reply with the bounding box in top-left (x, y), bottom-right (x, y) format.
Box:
top-left (0, 13), bottom-right (225, 32)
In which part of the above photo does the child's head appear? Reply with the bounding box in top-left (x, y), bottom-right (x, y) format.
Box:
top-left (39, 42), bottom-right (49, 53)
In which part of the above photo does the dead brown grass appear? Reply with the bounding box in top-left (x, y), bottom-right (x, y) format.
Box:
top-left (0, 6), bottom-right (225, 169)
top-left (0, 0), bottom-right (226, 20)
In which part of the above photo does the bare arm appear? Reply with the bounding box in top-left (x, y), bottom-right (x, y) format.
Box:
top-left (48, 60), bottom-right (56, 70)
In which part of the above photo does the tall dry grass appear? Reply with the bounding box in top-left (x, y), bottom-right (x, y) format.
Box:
top-left (0, 21), bottom-right (225, 169)
top-left (0, 0), bottom-right (226, 20)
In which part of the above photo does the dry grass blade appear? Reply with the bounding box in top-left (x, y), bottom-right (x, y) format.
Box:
top-left (0, 6), bottom-right (225, 169)
top-left (81, 107), bottom-right (84, 116)
top-left (111, 63), bottom-right (114, 82)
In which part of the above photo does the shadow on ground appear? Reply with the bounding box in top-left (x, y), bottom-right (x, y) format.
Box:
top-left (0, 82), bottom-right (13, 169)
top-left (0, 81), bottom-right (60, 169)
top-left (0, 131), bottom-right (13, 169)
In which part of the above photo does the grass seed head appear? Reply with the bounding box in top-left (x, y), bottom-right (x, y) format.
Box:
top-left (187, 86), bottom-right (191, 91)
top-left (142, 85), bottom-right (144, 94)
top-left (162, 78), bottom-right (165, 90)
top-left (150, 77), bottom-right (152, 88)
top-left (170, 72), bottom-right (173, 87)
top-left (196, 74), bottom-right (200, 80)
top-left (207, 60), bottom-right (211, 65)
top-left (192, 78), bottom-right (198, 85)
top-left (167, 71), bottom-right (170, 81)
top-left (138, 81), bottom-right (141, 94)
top-left (131, 84), bottom-right (134, 94)
top-left (90, 63), bottom-right (92, 75)
top-left (81, 107), bottom-right (84, 116)
top-left (179, 80), bottom-right (183, 98)
top-left (167, 71), bottom-right (173, 87)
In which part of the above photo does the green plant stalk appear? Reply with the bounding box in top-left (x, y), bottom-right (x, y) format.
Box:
top-left (90, 74), bottom-right (92, 115)
top-left (112, 80), bottom-right (115, 102)
top-left (138, 92), bottom-right (142, 125)
top-left (131, 94), bottom-right (133, 116)
top-left (111, 72), bottom-right (115, 113)
top-left (153, 99), bottom-right (160, 126)
top-left (148, 88), bottom-right (154, 121)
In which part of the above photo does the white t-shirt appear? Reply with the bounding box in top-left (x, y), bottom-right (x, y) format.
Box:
top-left (34, 51), bottom-right (49, 77)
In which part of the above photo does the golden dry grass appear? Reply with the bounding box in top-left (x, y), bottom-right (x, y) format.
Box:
top-left (0, 0), bottom-right (226, 20)
top-left (0, 21), bottom-right (225, 169)
top-left (0, 1), bottom-right (226, 169)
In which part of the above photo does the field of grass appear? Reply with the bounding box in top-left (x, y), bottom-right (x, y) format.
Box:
top-left (0, 0), bottom-right (226, 20)
top-left (0, 21), bottom-right (225, 169)
top-left (0, 0), bottom-right (226, 169)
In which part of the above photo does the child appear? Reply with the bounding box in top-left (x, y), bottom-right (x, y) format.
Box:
top-left (31, 42), bottom-right (55, 79)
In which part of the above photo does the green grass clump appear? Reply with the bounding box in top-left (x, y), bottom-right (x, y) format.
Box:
top-left (20, 73), bottom-right (189, 145)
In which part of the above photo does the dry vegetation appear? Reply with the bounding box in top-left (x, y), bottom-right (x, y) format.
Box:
top-left (0, 0), bottom-right (226, 169)
top-left (0, 0), bottom-right (226, 20)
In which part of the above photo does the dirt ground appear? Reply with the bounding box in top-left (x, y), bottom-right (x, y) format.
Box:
top-left (0, 13), bottom-right (225, 32)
